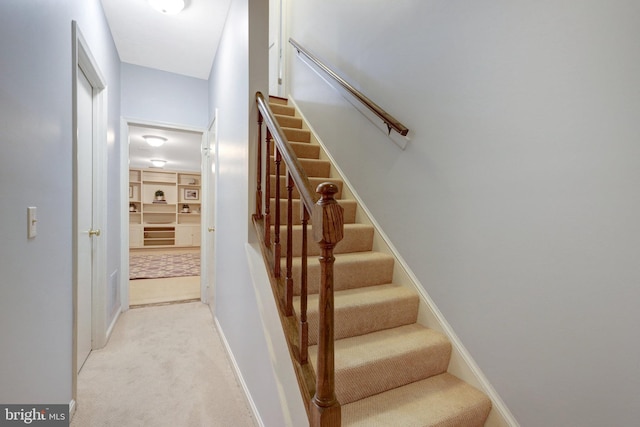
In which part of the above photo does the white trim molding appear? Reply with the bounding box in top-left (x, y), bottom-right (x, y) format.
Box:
top-left (119, 117), bottom-right (207, 312)
top-left (214, 316), bottom-right (264, 427)
top-left (71, 20), bottom-right (109, 403)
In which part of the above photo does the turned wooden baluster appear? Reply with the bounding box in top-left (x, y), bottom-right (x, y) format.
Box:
top-left (274, 147), bottom-right (282, 278)
top-left (310, 182), bottom-right (343, 427)
top-left (264, 130), bottom-right (272, 247)
top-left (285, 172), bottom-right (294, 316)
top-left (255, 112), bottom-right (263, 219)
top-left (299, 207), bottom-right (310, 364)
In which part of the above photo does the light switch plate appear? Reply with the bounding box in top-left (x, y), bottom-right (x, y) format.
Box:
top-left (27, 207), bottom-right (37, 238)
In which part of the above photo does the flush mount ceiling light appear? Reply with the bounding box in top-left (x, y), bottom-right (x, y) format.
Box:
top-left (143, 135), bottom-right (167, 147)
top-left (148, 0), bottom-right (185, 15)
top-left (150, 159), bottom-right (167, 168)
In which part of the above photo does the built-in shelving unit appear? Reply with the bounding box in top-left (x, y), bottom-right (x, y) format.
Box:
top-left (129, 168), bottom-right (201, 248)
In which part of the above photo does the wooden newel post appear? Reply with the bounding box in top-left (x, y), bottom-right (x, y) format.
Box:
top-left (309, 182), bottom-right (343, 427)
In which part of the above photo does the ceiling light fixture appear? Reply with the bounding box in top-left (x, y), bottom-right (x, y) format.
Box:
top-left (143, 135), bottom-right (167, 147)
top-left (150, 159), bottom-right (167, 168)
top-left (148, 0), bottom-right (185, 15)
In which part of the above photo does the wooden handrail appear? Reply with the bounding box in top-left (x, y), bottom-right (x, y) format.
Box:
top-left (289, 38), bottom-right (409, 137)
top-left (256, 92), bottom-right (318, 212)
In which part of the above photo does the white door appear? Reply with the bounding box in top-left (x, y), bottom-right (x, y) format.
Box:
top-left (269, 0), bottom-right (283, 96)
top-left (77, 68), bottom-right (94, 373)
top-left (205, 118), bottom-right (217, 304)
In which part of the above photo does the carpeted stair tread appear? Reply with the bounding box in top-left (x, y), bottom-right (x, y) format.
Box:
top-left (269, 156), bottom-right (331, 178)
top-left (274, 114), bottom-right (303, 129)
top-left (270, 141), bottom-right (320, 159)
top-left (269, 175), bottom-right (344, 200)
top-left (269, 103), bottom-right (295, 116)
top-left (308, 324), bottom-right (452, 404)
top-left (342, 372), bottom-right (492, 427)
top-left (270, 198), bottom-right (357, 226)
top-left (297, 284), bottom-right (420, 345)
top-left (288, 251), bottom-right (395, 295)
top-left (282, 127), bottom-right (310, 143)
top-left (271, 223), bottom-right (374, 256)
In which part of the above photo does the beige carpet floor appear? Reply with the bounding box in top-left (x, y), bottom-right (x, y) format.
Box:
top-left (129, 276), bottom-right (200, 306)
top-left (72, 302), bottom-right (255, 427)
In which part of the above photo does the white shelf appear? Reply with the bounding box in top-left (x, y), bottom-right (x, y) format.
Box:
top-left (130, 168), bottom-right (202, 248)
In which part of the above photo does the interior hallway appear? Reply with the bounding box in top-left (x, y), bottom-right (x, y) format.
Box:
top-left (72, 302), bottom-right (255, 427)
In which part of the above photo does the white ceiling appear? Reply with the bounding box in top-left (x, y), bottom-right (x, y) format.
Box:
top-left (101, 0), bottom-right (226, 172)
top-left (128, 125), bottom-right (203, 172)
top-left (100, 0), bottom-right (231, 79)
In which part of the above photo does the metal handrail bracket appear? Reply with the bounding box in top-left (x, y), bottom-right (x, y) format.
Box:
top-left (290, 38), bottom-right (410, 149)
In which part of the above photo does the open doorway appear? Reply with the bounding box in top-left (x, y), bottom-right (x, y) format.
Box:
top-left (125, 123), bottom-right (206, 306)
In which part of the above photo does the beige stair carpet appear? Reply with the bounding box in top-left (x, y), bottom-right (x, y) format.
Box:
top-left (267, 96), bottom-right (492, 426)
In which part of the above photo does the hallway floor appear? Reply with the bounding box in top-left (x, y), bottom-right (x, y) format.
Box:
top-left (129, 248), bottom-right (201, 306)
top-left (129, 275), bottom-right (200, 306)
top-left (72, 302), bottom-right (255, 427)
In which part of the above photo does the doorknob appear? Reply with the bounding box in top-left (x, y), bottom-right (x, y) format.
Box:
top-left (88, 229), bottom-right (101, 236)
top-left (208, 227), bottom-right (215, 232)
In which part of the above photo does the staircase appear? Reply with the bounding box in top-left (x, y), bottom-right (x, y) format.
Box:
top-left (261, 96), bottom-right (492, 426)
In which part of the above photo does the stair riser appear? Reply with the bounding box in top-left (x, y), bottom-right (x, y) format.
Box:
top-left (269, 103), bottom-right (295, 116)
top-left (271, 225), bottom-right (374, 257)
top-left (274, 114), bottom-right (303, 129)
top-left (269, 198), bottom-right (357, 226)
top-left (303, 293), bottom-right (419, 345)
top-left (282, 127), bottom-right (310, 143)
top-left (270, 141), bottom-right (320, 159)
top-left (269, 175), bottom-right (343, 200)
top-left (287, 253), bottom-right (395, 295)
top-left (268, 97), bottom-right (288, 106)
top-left (269, 156), bottom-right (331, 178)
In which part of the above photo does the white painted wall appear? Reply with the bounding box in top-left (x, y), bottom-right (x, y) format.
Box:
top-left (287, 1), bottom-right (640, 426)
top-left (121, 63), bottom-right (208, 128)
top-left (0, 0), bottom-right (121, 403)
top-left (207, 0), bottom-right (306, 425)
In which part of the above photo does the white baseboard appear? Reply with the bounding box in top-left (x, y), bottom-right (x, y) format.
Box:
top-left (69, 399), bottom-right (76, 421)
top-left (214, 317), bottom-right (264, 427)
top-left (106, 306), bottom-right (121, 344)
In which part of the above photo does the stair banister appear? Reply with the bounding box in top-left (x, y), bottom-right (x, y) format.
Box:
top-left (310, 183), bottom-right (343, 427)
top-left (255, 113), bottom-right (263, 219)
top-left (289, 38), bottom-right (409, 137)
top-left (257, 92), bottom-right (318, 210)
top-left (255, 92), bottom-right (343, 427)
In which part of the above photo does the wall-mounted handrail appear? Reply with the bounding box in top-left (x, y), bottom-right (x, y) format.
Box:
top-left (289, 38), bottom-right (409, 137)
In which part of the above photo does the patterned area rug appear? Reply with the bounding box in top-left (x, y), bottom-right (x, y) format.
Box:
top-left (130, 253), bottom-right (200, 280)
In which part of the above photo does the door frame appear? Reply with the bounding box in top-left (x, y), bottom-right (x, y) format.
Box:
top-left (203, 112), bottom-right (219, 308)
top-left (72, 21), bottom-right (108, 403)
top-left (269, 0), bottom-right (286, 96)
top-left (119, 119), bottom-right (208, 310)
